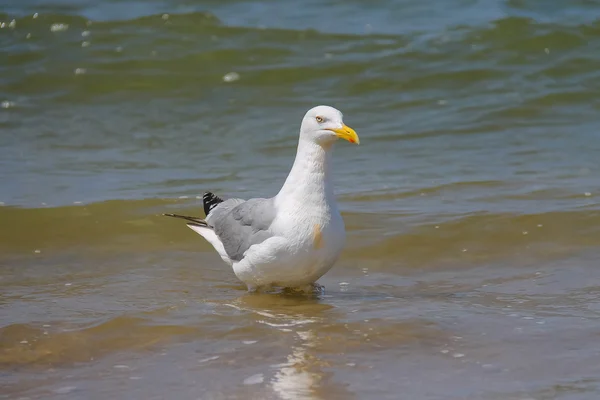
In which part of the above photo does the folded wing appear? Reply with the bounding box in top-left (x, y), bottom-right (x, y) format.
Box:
top-left (208, 198), bottom-right (277, 262)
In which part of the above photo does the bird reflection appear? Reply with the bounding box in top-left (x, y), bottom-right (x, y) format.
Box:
top-left (225, 290), bottom-right (353, 400)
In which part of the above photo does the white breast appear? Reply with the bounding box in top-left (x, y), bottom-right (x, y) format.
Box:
top-left (231, 135), bottom-right (347, 288)
top-left (232, 205), bottom-right (345, 288)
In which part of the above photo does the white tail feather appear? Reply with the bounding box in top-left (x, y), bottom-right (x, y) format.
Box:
top-left (186, 224), bottom-right (232, 266)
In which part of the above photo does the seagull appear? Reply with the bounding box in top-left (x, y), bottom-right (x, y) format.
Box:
top-left (164, 105), bottom-right (360, 291)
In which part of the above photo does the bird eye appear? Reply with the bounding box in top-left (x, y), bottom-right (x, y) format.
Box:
top-left (316, 116), bottom-right (324, 123)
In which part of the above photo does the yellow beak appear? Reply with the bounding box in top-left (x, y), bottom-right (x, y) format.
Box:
top-left (329, 124), bottom-right (360, 144)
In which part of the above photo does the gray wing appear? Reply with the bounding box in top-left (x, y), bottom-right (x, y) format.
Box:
top-left (205, 197), bottom-right (277, 262)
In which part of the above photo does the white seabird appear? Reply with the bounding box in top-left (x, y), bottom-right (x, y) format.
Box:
top-left (165, 105), bottom-right (360, 291)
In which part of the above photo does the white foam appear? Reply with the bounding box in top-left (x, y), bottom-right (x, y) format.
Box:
top-left (198, 356), bottom-right (219, 363)
top-left (243, 373), bottom-right (264, 385)
top-left (53, 386), bottom-right (76, 394)
top-left (50, 24), bottom-right (69, 32)
top-left (223, 72), bottom-right (240, 83)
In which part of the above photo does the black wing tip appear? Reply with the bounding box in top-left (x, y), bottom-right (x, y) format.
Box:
top-left (163, 213), bottom-right (208, 227)
top-left (203, 191), bottom-right (224, 216)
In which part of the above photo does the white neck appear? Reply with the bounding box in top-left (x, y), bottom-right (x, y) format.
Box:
top-left (275, 137), bottom-right (335, 210)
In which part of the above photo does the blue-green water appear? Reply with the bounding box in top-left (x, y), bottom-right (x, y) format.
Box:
top-left (2, 1), bottom-right (600, 399)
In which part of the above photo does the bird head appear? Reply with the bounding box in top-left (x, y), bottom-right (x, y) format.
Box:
top-left (300, 105), bottom-right (360, 147)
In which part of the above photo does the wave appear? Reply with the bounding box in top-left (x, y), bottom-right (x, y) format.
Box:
top-left (2, 12), bottom-right (599, 96)
top-left (0, 200), bottom-right (598, 264)
top-left (1, 10), bottom-right (599, 215)
top-left (1, 11), bottom-right (597, 163)
top-left (0, 316), bottom-right (199, 368)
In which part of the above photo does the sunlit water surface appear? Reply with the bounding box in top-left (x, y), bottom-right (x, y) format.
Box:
top-left (2, 0), bottom-right (600, 398)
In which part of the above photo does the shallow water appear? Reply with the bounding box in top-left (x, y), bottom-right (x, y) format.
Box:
top-left (2, 0), bottom-right (600, 399)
